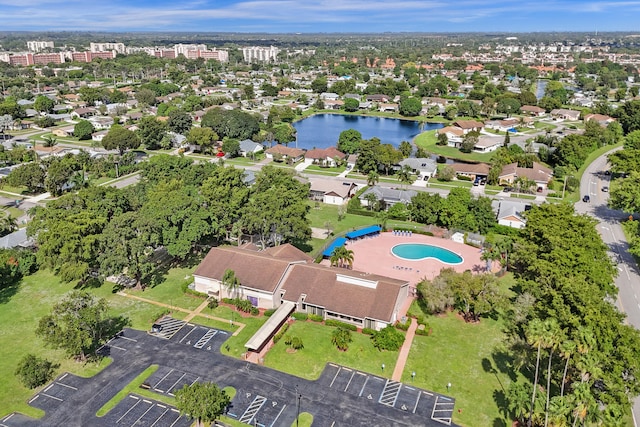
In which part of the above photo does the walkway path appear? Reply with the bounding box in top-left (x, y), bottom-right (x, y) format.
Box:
top-left (117, 291), bottom-right (246, 336)
top-left (392, 317), bottom-right (417, 381)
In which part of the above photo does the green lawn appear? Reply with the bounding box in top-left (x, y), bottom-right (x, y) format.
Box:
top-left (415, 131), bottom-right (495, 163)
top-left (263, 321), bottom-right (400, 380)
top-left (401, 311), bottom-right (511, 427)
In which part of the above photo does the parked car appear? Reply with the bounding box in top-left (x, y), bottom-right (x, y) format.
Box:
top-left (602, 186), bottom-right (609, 192)
top-left (604, 170), bottom-right (611, 176)
top-left (583, 195), bottom-right (590, 203)
top-left (151, 324), bottom-right (163, 333)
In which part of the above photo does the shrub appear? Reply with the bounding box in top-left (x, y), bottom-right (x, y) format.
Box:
top-left (371, 325), bottom-right (405, 351)
top-left (415, 323), bottom-right (431, 336)
top-left (292, 312), bottom-right (308, 321)
top-left (273, 323), bottom-right (289, 343)
top-left (309, 314), bottom-right (324, 323)
top-left (222, 298), bottom-right (234, 304)
top-left (180, 278), bottom-right (195, 293)
top-left (456, 175), bottom-right (473, 181)
top-left (207, 299), bottom-right (219, 310)
top-left (325, 319), bottom-right (357, 331)
top-left (153, 309), bottom-right (170, 322)
top-left (362, 328), bottom-right (376, 335)
top-left (235, 299), bottom-right (254, 313)
top-left (15, 354), bottom-right (57, 389)
top-left (250, 307), bottom-right (259, 316)
top-left (395, 319), bottom-right (411, 331)
top-left (264, 308), bottom-right (276, 317)
top-left (331, 327), bottom-right (353, 351)
top-left (184, 288), bottom-right (208, 298)
top-left (289, 336), bottom-right (304, 350)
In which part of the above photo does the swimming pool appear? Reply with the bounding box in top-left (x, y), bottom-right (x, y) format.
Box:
top-left (391, 243), bottom-right (463, 264)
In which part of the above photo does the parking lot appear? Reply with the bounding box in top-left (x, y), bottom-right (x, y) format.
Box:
top-left (99, 394), bottom-right (191, 427)
top-left (98, 329), bottom-right (140, 357)
top-left (27, 373), bottom-right (85, 414)
top-left (227, 390), bottom-right (297, 427)
top-left (146, 366), bottom-right (201, 396)
top-left (172, 323), bottom-right (229, 351)
top-left (321, 363), bottom-right (454, 424)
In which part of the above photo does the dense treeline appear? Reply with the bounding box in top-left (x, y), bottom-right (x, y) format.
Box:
top-left (27, 156), bottom-right (311, 286)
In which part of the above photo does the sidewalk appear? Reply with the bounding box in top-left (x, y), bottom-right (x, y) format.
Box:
top-left (392, 317), bottom-right (417, 381)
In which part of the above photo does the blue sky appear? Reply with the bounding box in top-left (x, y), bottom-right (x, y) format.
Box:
top-left (1, 0), bottom-right (639, 33)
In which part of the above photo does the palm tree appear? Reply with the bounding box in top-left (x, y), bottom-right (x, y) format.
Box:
top-left (367, 170), bottom-right (379, 187)
top-left (41, 135), bottom-right (57, 147)
top-left (0, 214), bottom-right (17, 237)
top-left (559, 340), bottom-right (576, 397)
top-left (547, 396), bottom-right (571, 427)
top-left (543, 319), bottom-right (565, 427)
top-left (364, 192), bottom-right (378, 211)
top-left (527, 318), bottom-right (546, 426)
top-left (397, 165), bottom-right (414, 190)
top-left (332, 246), bottom-right (354, 269)
top-left (222, 269), bottom-right (240, 300)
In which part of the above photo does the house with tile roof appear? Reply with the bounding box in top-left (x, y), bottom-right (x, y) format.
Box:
top-left (304, 147), bottom-right (346, 167)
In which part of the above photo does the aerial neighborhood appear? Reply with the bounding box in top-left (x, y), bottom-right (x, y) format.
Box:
top-left (1, 29), bottom-right (640, 427)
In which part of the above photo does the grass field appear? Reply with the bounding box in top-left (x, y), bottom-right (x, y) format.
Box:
top-left (263, 321), bottom-right (400, 380)
top-left (414, 131), bottom-right (495, 163)
top-left (401, 311), bottom-right (511, 427)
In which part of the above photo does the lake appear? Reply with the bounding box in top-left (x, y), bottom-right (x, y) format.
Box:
top-left (291, 114), bottom-right (443, 150)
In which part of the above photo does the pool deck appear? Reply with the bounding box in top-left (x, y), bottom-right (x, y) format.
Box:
top-left (322, 231), bottom-right (485, 285)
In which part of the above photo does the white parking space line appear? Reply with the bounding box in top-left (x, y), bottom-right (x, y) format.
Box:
top-left (344, 370), bottom-right (356, 392)
top-left (133, 404), bottom-right (155, 426)
top-left (150, 407), bottom-right (170, 427)
top-left (270, 403), bottom-right (287, 427)
top-left (329, 366), bottom-right (341, 388)
top-left (56, 382), bottom-right (78, 390)
top-left (167, 373), bottom-right (187, 395)
top-left (117, 396), bottom-right (141, 424)
top-left (413, 392), bottom-right (421, 414)
top-left (41, 392), bottom-right (63, 402)
top-left (153, 369), bottom-right (174, 389)
top-left (28, 395), bottom-right (39, 404)
top-left (118, 335), bottom-right (137, 342)
top-left (179, 326), bottom-right (197, 344)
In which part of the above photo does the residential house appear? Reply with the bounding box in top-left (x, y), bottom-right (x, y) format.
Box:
top-left (91, 130), bottom-right (108, 143)
top-left (499, 162), bottom-right (553, 190)
top-left (397, 158), bottom-right (438, 180)
top-left (88, 116), bottom-right (114, 130)
top-left (484, 118), bottom-right (519, 133)
top-left (452, 120), bottom-right (484, 134)
top-left (346, 154), bottom-right (358, 170)
top-left (378, 103), bottom-right (399, 113)
top-left (437, 126), bottom-right (465, 147)
top-left (359, 186), bottom-right (417, 210)
top-left (309, 179), bottom-right (356, 205)
top-left (239, 139), bottom-right (264, 157)
top-left (71, 107), bottom-right (97, 119)
top-left (521, 105), bottom-right (546, 116)
top-left (584, 113), bottom-right (615, 127)
top-left (265, 144), bottom-right (305, 163)
top-left (323, 100), bottom-right (344, 110)
top-left (450, 162), bottom-right (491, 180)
top-left (52, 125), bottom-right (75, 137)
top-left (192, 245), bottom-right (410, 332)
top-left (473, 136), bottom-right (504, 153)
top-left (320, 92), bottom-right (340, 101)
top-left (550, 109), bottom-right (580, 121)
top-left (493, 200), bottom-right (530, 229)
top-left (0, 228), bottom-right (34, 250)
top-left (304, 147), bottom-right (346, 167)
top-left (366, 94), bottom-right (389, 103)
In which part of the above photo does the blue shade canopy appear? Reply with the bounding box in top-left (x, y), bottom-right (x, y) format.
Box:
top-left (345, 225), bottom-right (381, 239)
top-left (322, 237), bottom-right (347, 257)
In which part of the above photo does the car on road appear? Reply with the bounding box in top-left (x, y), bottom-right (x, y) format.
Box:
top-left (583, 195), bottom-right (590, 202)
top-left (602, 186), bottom-right (609, 192)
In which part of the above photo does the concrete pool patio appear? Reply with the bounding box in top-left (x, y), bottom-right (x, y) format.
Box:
top-left (322, 231), bottom-right (486, 284)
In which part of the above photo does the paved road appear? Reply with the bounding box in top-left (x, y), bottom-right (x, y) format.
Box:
top-left (576, 146), bottom-right (640, 426)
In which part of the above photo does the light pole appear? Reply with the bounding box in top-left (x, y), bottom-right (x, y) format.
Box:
top-left (381, 363), bottom-right (385, 373)
top-left (411, 371), bottom-right (416, 382)
top-left (295, 385), bottom-right (301, 427)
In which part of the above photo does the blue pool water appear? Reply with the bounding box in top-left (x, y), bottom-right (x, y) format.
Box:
top-left (391, 243), bottom-right (463, 264)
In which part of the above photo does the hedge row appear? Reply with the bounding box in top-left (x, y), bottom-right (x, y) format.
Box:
top-left (273, 323), bottom-right (290, 343)
top-left (291, 312), bottom-right (308, 321)
top-left (325, 319), bottom-right (357, 331)
top-left (309, 314), bottom-right (324, 322)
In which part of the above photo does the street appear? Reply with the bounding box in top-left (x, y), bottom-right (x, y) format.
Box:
top-left (576, 146), bottom-right (640, 425)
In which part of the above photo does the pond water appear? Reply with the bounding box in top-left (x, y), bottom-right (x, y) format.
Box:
top-left (292, 114), bottom-right (443, 150)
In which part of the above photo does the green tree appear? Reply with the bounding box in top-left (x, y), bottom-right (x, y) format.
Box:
top-left (416, 269), bottom-right (455, 314)
top-left (337, 129), bottom-right (362, 154)
top-left (343, 97), bottom-right (359, 112)
top-left (44, 155), bottom-right (79, 196)
top-left (200, 166), bottom-right (250, 240)
top-left (397, 164), bottom-right (414, 189)
top-left (221, 138), bottom-right (240, 158)
top-left (201, 108), bottom-right (260, 140)
top-left (36, 290), bottom-right (114, 361)
top-left (186, 127), bottom-right (218, 154)
top-left (41, 135), bottom-right (57, 147)
top-left (167, 109), bottom-right (193, 135)
top-left (609, 171), bottom-right (640, 213)
top-left (311, 76), bottom-right (328, 93)
top-left (330, 245), bottom-right (354, 269)
top-left (5, 163), bottom-right (45, 193)
top-left (15, 354), bottom-right (57, 389)
top-left (399, 96), bottom-right (422, 116)
top-left (174, 382), bottom-right (230, 427)
top-left (437, 165), bottom-right (455, 181)
top-left (331, 327), bottom-right (353, 351)
top-left (410, 192), bottom-right (442, 225)
top-left (74, 120), bottom-right (94, 140)
top-left (366, 170), bottom-right (379, 187)
top-left (34, 95), bottom-right (54, 113)
top-left (356, 137), bottom-right (381, 174)
top-left (137, 116), bottom-right (168, 150)
top-left (376, 144), bottom-right (402, 175)
top-left (135, 88), bottom-right (157, 106)
top-left (99, 211), bottom-right (159, 288)
top-left (101, 125), bottom-right (141, 155)
top-left (399, 141), bottom-right (412, 158)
